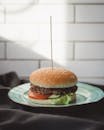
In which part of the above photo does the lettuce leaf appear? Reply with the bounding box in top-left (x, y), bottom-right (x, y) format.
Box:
top-left (51, 94), bottom-right (72, 105)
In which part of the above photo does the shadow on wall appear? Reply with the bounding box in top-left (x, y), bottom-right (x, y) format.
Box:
top-left (7, 40), bottom-right (52, 60)
top-left (1, 37), bottom-right (90, 84)
top-left (0, 38), bottom-right (72, 77)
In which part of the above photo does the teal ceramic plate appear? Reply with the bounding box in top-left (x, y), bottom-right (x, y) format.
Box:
top-left (8, 82), bottom-right (104, 107)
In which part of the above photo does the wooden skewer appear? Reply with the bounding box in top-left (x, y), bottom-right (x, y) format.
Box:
top-left (50, 16), bottom-right (53, 69)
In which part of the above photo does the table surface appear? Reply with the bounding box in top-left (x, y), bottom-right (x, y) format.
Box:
top-left (0, 82), bottom-right (104, 130)
top-left (0, 82), bottom-right (104, 123)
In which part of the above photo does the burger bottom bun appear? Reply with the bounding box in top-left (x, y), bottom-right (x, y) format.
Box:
top-left (27, 93), bottom-right (76, 105)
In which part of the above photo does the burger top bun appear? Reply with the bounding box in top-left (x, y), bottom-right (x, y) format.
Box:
top-left (29, 67), bottom-right (77, 88)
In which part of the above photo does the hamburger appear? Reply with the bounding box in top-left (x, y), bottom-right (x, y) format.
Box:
top-left (28, 67), bottom-right (78, 105)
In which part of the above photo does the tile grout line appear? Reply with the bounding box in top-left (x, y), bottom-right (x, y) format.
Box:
top-left (73, 41), bottom-right (75, 60)
top-left (4, 42), bottom-right (7, 60)
top-left (38, 60), bottom-right (41, 68)
top-left (79, 76), bottom-right (104, 79)
top-left (0, 59), bottom-right (49, 61)
top-left (1, 3), bottom-right (104, 5)
top-left (0, 58), bottom-right (104, 61)
top-left (73, 5), bottom-right (76, 61)
top-left (32, 3), bottom-right (104, 5)
top-left (73, 4), bottom-right (76, 24)
top-left (72, 3), bottom-right (104, 5)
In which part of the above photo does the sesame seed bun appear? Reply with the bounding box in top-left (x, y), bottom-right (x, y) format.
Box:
top-left (29, 67), bottom-right (77, 88)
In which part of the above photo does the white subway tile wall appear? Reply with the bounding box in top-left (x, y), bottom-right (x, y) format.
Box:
top-left (7, 41), bottom-right (51, 59)
top-left (76, 5), bottom-right (104, 22)
top-left (0, 0), bottom-right (104, 85)
top-left (53, 42), bottom-right (73, 60)
top-left (0, 24), bottom-right (39, 41)
top-left (0, 61), bottom-right (39, 77)
top-left (39, 0), bottom-right (104, 4)
top-left (0, 6), bottom-right (4, 23)
top-left (0, 0), bottom-right (36, 4)
top-left (75, 42), bottom-right (104, 59)
top-left (52, 24), bottom-right (104, 41)
top-left (6, 5), bottom-right (74, 23)
top-left (40, 60), bottom-right (104, 77)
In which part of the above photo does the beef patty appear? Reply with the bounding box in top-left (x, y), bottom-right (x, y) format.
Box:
top-left (30, 84), bottom-right (77, 95)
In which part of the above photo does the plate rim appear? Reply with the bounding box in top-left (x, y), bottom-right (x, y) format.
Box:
top-left (8, 82), bottom-right (104, 108)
